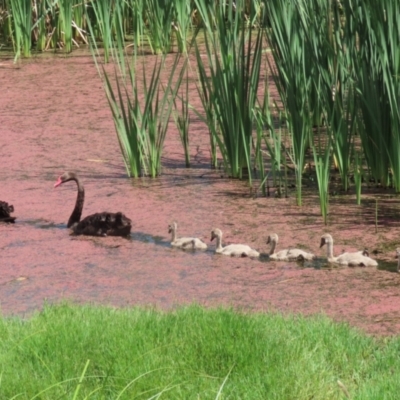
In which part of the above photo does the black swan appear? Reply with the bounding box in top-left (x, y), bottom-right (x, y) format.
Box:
top-left (54, 172), bottom-right (132, 237)
top-left (0, 201), bottom-right (16, 223)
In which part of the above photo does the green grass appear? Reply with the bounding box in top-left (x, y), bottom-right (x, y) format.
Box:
top-left (1, 304), bottom-right (400, 398)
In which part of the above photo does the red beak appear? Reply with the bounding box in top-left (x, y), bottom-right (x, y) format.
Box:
top-left (54, 177), bottom-right (63, 188)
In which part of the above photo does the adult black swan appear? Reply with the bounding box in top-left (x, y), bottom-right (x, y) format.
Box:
top-left (0, 201), bottom-right (16, 223)
top-left (54, 172), bottom-right (131, 237)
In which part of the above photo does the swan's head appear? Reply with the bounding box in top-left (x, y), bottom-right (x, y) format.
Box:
top-left (211, 228), bottom-right (222, 241)
top-left (0, 201), bottom-right (14, 216)
top-left (266, 233), bottom-right (278, 244)
top-left (168, 222), bottom-right (177, 234)
top-left (54, 171), bottom-right (78, 188)
top-left (296, 254), bottom-right (305, 262)
top-left (320, 233), bottom-right (333, 248)
top-left (116, 212), bottom-right (131, 226)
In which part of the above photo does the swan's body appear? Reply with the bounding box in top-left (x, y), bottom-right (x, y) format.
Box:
top-left (0, 201), bottom-right (16, 223)
top-left (211, 228), bottom-right (259, 257)
top-left (168, 222), bottom-right (207, 250)
top-left (54, 172), bottom-right (131, 237)
top-left (267, 233), bottom-right (315, 261)
top-left (320, 234), bottom-right (377, 267)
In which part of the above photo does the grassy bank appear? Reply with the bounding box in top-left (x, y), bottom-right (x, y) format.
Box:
top-left (0, 304), bottom-right (399, 399)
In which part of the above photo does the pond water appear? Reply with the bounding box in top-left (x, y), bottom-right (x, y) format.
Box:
top-left (1, 51), bottom-right (400, 336)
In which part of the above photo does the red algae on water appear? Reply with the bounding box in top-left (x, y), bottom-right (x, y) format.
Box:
top-left (1, 53), bottom-right (400, 336)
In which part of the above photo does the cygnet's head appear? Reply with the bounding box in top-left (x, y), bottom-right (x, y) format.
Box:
top-left (320, 233), bottom-right (333, 248)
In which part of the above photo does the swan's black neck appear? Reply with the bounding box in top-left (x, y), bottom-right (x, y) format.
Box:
top-left (68, 177), bottom-right (84, 228)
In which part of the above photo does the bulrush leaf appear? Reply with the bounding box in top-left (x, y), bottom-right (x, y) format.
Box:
top-left (8, 0), bottom-right (31, 60)
top-left (264, 0), bottom-right (313, 205)
top-left (194, 0), bottom-right (264, 184)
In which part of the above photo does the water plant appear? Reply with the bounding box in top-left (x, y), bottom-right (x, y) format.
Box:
top-left (254, 115), bottom-right (267, 196)
top-left (354, 152), bottom-right (363, 205)
top-left (88, 0), bottom-right (116, 63)
top-left (312, 140), bottom-right (331, 225)
top-left (193, 57), bottom-right (219, 169)
top-left (100, 51), bottom-right (186, 178)
top-left (194, 0), bottom-right (264, 183)
top-left (6, 0), bottom-right (31, 60)
top-left (350, 0), bottom-right (400, 191)
top-left (32, 0), bottom-right (47, 51)
top-left (126, 0), bottom-right (144, 49)
top-left (144, 0), bottom-right (174, 54)
top-left (297, 0), bottom-right (358, 193)
top-left (264, 0), bottom-right (313, 205)
top-left (254, 81), bottom-right (281, 196)
top-left (58, 0), bottom-right (73, 53)
top-left (72, 0), bottom-right (86, 42)
top-left (172, 0), bottom-right (193, 53)
top-left (173, 67), bottom-right (191, 167)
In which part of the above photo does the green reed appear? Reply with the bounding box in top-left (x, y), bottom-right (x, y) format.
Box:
top-left (254, 115), bottom-right (267, 196)
top-left (172, 0), bottom-right (193, 54)
top-left (264, 0), bottom-right (313, 205)
top-left (173, 66), bottom-right (191, 167)
top-left (194, 0), bottom-right (263, 183)
top-left (0, 0), bottom-right (9, 40)
top-left (49, 0), bottom-right (62, 50)
top-left (103, 67), bottom-right (142, 178)
top-left (312, 139), bottom-right (331, 225)
top-left (72, 0), bottom-right (86, 42)
top-left (297, 0), bottom-right (358, 193)
top-left (144, 0), bottom-right (174, 54)
top-left (96, 36), bottom-right (186, 178)
top-left (354, 152), bottom-right (363, 205)
top-left (7, 0), bottom-right (31, 60)
top-left (254, 78), bottom-right (282, 196)
top-left (58, 0), bottom-right (73, 53)
top-left (126, 0), bottom-right (144, 48)
top-left (143, 55), bottom-right (186, 177)
top-left (88, 0), bottom-right (115, 63)
top-left (246, 0), bottom-right (264, 28)
top-left (258, 117), bottom-right (284, 197)
top-left (265, 0), bottom-right (400, 211)
top-left (194, 92), bottom-right (219, 170)
top-left (33, 0), bottom-right (47, 52)
top-left (192, 43), bottom-right (219, 169)
top-left (347, 0), bottom-right (400, 190)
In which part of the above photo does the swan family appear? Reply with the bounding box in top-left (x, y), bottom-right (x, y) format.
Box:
top-left (0, 170), bottom-right (392, 269)
top-left (167, 224), bottom-right (382, 268)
